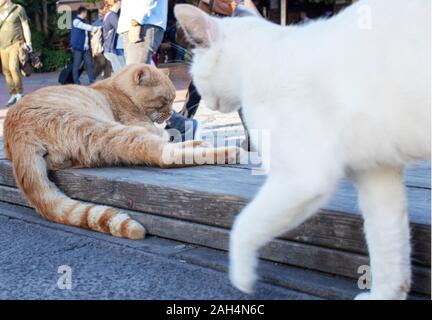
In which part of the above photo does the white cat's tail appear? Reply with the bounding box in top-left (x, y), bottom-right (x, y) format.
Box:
top-left (10, 148), bottom-right (145, 240)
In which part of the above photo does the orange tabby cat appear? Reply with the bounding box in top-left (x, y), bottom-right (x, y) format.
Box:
top-left (4, 64), bottom-right (239, 240)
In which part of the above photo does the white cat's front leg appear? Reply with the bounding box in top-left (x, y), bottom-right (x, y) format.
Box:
top-left (353, 167), bottom-right (411, 300)
top-left (229, 174), bottom-right (336, 293)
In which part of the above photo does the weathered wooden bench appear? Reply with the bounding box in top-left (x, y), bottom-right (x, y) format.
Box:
top-left (0, 139), bottom-right (430, 299)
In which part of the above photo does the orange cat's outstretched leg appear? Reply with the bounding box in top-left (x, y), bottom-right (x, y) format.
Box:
top-left (159, 143), bottom-right (241, 168)
top-left (87, 124), bottom-right (242, 168)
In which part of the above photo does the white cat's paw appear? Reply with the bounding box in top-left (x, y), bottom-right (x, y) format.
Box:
top-left (229, 265), bottom-right (257, 294)
top-left (354, 290), bottom-right (407, 300)
top-left (354, 292), bottom-right (373, 300)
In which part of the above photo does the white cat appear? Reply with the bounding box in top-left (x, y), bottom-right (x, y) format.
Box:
top-left (174, 0), bottom-right (431, 300)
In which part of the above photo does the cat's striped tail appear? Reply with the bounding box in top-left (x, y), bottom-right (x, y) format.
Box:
top-left (11, 150), bottom-right (146, 240)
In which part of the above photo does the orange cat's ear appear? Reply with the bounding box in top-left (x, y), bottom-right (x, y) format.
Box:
top-left (134, 67), bottom-right (157, 86)
top-left (134, 68), bottom-right (146, 85)
top-left (174, 4), bottom-right (218, 48)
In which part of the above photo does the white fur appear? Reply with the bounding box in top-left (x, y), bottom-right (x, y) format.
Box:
top-left (175, 0), bottom-right (431, 300)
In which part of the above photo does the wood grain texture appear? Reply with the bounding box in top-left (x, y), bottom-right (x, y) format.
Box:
top-left (0, 159), bottom-right (430, 267)
top-left (405, 162), bottom-right (431, 189)
top-left (0, 160), bottom-right (430, 225)
top-left (176, 246), bottom-right (360, 300)
top-left (175, 247), bottom-right (428, 300)
top-left (0, 185), bottom-right (429, 295)
top-left (0, 139), bottom-right (6, 160)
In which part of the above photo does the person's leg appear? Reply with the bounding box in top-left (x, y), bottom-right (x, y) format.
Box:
top-left (123, 25), bottom-right (164, 65)
top-left (141, 25), bottom-right (165, 64)
top-left (117, 54), bottom-right (126, 69)
top-left (103, 53), bottom-right (115, 72)
top-left (103, 56), bottom-right (112, 79)
top-left (92, 53), bottom-right (103, 79)
top-left (121, 33), bottom-right (130, 64)
top-left (83, 50), bottom-right (96, 83)
top-left (179, 81), bottom-right (202, 118)
top-left (238, 108), bottom-right (255, 151)
top-left (1, 46), bottom-right (18, 106)
top-left (7, 42), bottom-right (23, 96)
top-left (104, 52), bottom-right (124, 74)
top-left (1, 46), bottom-right (14, 95)
top-left (123, 28), bottom-right (150, 64)
top-left (72, 50), bottom-right (83, 84)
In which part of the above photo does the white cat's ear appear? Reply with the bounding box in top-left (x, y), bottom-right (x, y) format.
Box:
top-left (174, 4), bottom-right (218, 48)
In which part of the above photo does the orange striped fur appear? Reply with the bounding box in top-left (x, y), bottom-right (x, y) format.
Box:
top-left (3, 64), bottom-right (240, 239)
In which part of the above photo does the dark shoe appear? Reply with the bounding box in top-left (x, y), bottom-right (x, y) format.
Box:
top-left (166, 112), bottom-right (202, 142)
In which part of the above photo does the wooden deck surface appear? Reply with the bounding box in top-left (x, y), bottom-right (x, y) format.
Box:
top-left (0, 138), bottom-right (430, 296)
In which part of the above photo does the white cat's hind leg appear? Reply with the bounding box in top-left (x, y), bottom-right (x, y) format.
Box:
top-left (229, 173), bottom-right (338, 293)
top-left (353, 167), bottom-right (411, 300)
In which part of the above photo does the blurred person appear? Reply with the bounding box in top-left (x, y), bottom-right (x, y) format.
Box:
top-left (71, 6), bottom-right (101, 85)
top-left (0, 0), bottom-right (32, 107)
top-left (102, 0), bottom-right (125, 73)
top-left (118, 0), bottom-right (201, 142)
top-left (118, 0), bottom-right (167, 65)
top-left (92, 8), bottom-right (112, 79)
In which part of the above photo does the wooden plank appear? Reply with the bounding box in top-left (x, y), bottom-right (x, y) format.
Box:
top-left (1, 158), bottom-right (429, 223)
top-left (0, 131), bottom-right (429, 189)
top-left (0, 185), bottom-right (27, 207)
top-left (327, 179), bottom-right (430, 225)
top-left (176, 247), bottom-right (428, 300)
top-left (227, 162), bottom-right (431, 189)
top-left (176, 247), bottom-right (359, 300)
top-left (0, 161), bottom-right (14, 184)
top-left (0, 139), bottom-right (6, 160)
top-left (286, 211), bottom-right (430, 267)
top-left (0, 186), bottom-right (429, 295)
top-left (405, 161), bottom-right (431, 189)
top-left (1, 160), bottom-right (429, 225)
top-left (86, 207), bottom-right (432, 296)
top-left (0, 160), bottom-right (429, 266)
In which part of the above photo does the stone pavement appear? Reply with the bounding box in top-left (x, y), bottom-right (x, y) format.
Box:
top-left (0, 202), bottom-right (316, 300)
